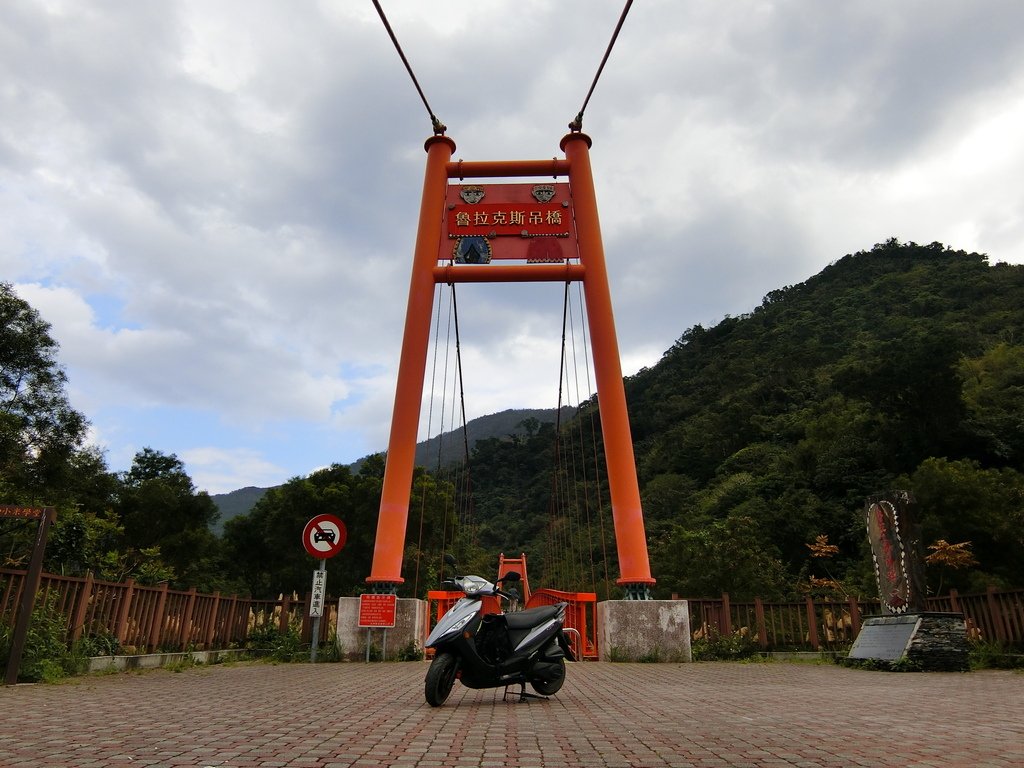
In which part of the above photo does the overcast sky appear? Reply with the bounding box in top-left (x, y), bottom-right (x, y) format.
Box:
top-left (4, 1), bottom-right (1024, 494)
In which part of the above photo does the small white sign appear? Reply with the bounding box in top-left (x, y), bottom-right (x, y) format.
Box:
top-left (309, 569), bottom-right (327, 618)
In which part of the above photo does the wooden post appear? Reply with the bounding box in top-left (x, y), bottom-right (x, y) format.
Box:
top-left (721, 593), bottom-right (732, 635)
top-left (69, 571), bottom-right (95, 644)
top-left (224, 595), bottom-right (240, 645)
top-left (178, 587), bottom-right (197, 650)
top-left (754, 597), bottom-right (768, 649)
top-left (300, 593), bottom-right (312, 643)
top-left (115, 579), bottom-right (135, 646)
top-left (847, 597), bottom-right (861, 639)
top-left (279, 594), bottom-right (292, 634)
top-left (4, 507), bottom-right (56, 685)
top-left (205, 592), bottom-right (221, 649)
top-left (948, 588), bottom-right (960, 613)
top-left (805, 597), bottom-right (819, 650)
top-left (986, 585), bottom-right (1007, 644)
top-left (148, 582), bottom-right (170, 652)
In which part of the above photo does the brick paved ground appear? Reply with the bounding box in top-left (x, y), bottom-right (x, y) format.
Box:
top-left (1, 661), bottom-right (1021, 768)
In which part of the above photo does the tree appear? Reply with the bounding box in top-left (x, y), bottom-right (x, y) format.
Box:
top-left (0, 282), bottom-right (90, 502)
top-left (115, 448), bottom-right (226, 591)
top-left (908, 458), bottom-right (1024, 591)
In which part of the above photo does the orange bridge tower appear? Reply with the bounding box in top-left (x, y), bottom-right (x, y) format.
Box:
top-left (367, 131), bottom-right (655, 600)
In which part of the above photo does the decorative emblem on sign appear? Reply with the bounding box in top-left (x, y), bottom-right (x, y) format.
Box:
top-left (459, 185), bottom-right (485, 204)
top-left (453, 236), bottom-right (492, 264)
top-left (532, 184), bottom-right (555, 203)
top-left (526, 239), bottom-right (564, 263)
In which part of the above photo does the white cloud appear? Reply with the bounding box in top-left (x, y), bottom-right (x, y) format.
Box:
top-left (3, 0), bottom-right (1024, 491)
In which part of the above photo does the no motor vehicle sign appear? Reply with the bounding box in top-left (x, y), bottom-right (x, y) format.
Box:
top-left (302, 514), bottom-right (347, 559)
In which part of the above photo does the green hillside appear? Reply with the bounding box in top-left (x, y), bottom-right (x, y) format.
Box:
top-left (461, 240), bottom-right (1024, 599)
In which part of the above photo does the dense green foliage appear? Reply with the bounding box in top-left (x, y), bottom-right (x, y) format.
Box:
top-left (629, 240), bottom-right (1024, 597)
top-left (3, 241), bottom-right (1023, 605)
top-left (450, 241), bottom-right (1024, 599)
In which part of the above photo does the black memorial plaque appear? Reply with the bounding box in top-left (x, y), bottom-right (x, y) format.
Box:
top-left (848, 615), bottom-right (921, 661)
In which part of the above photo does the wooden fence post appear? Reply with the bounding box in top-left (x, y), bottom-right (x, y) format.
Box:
top-left (948, 588), bottom-right (960, 613)
top-left (115, 579), bottom-right (135, 646)
top-left (279, 594), bottom-right (291, 634)
top-left (69, 571), bottom-right (95, 644)
top-left (300, 593), bottom-right (312, 643)
top-left (148, 582), bottom-right (170, 652)
top-left (805, 597), bottom-right (819, 650)
top-left (986, 585), bottom-right (1007, 644)
top-left (753, 597), bottom-right (768, 649)
top-left (720, 593), bottom-right (732, 635)
top-left (224, 596), bottom-right (240, 645)
top-left (205, 592), bottom-right (221, 649)
top-left (178, 587), bottom-right (197, 650)
top-left (847, 597), bottom-right (861, 639)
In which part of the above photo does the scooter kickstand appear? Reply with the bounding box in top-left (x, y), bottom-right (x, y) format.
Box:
top-left (503, 683), bottom-right (548, 703)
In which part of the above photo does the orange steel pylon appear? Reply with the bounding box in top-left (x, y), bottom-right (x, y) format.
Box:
top-left (367, 132), bottom-right (656, 597)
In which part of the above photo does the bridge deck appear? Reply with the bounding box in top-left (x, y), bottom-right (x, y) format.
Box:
top-left (2, 661), bottom-right (1021, 767)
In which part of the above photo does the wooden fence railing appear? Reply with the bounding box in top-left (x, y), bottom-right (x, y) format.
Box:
top-left (3, 567), bottom-right (1022, 655)
top-left (686, 586), bottom-right (1024, 651)
top-left (0, 569), bottom-right (336, 654)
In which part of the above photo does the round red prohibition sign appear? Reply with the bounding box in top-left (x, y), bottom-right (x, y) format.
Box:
top-left (302, 514), bottom-right (347, 559)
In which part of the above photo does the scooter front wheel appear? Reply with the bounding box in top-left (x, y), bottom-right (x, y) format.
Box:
top-left (425, 652), bottom-right (459, 706)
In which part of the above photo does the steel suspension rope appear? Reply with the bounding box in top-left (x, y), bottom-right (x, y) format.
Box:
top-left (371, 0), bottom-right (447, 136)
top-left (573, 280), bottom-right (613, 600)
top-left (565, 284), bottom-right (599, 594)
top-left (568, 0), bottom-right (635, 132)
top-left (415, 284), bottom-right (453, 595)
top-left (449, 285), bottom-right (477, 547)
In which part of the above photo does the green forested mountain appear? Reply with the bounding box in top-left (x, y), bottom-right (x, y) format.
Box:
top-left (4, 242), bottom-right (1022, 602)
top-left (459, 240), bottom-right (1024, 600)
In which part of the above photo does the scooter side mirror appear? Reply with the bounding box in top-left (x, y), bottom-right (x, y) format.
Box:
top-left (443, 553), bottom-right (458, 568)
top-left (500, 571), bottom-right (522, 583)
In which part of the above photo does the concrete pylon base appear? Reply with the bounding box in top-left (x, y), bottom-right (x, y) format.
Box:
top-left (336, 597), bottom-right (426, 661)
top-left (597, 600), bottom-right (692, 662)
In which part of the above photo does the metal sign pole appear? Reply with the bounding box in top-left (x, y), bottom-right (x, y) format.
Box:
top-left (309, 559), bottom-right (327, 663)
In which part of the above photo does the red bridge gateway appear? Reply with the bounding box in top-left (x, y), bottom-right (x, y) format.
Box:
top-left (339, 130), bottom-right (692, 662)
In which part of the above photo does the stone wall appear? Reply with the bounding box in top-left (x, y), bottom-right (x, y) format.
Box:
top-left (597, 600), bottom-right (692, 662)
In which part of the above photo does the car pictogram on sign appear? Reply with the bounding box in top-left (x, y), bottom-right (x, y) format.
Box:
top-left (302, 514), bottom-right (347, 559)
top-left (313, 529), bottom-right (336, 544)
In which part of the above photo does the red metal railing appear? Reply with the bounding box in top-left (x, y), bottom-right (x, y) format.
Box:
top-left (526, 589), bottom-right (599, 659)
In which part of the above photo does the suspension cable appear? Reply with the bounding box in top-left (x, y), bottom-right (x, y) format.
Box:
top-left (371, 0), bottom-right (447, 135)
top-left (450, 285), bottom-right (477, 544)
top-left (568, 0), bottom-right (634, 133)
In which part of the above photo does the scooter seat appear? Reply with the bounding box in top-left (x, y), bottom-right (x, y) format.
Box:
top-left (504, 604), bottom-right (563, 630)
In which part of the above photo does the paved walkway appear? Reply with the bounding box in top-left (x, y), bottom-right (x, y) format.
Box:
top-left (1, 661), bottom-right (1021, 767)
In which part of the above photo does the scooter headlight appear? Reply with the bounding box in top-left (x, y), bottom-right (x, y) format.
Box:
top-left (448, 613), bottom-right (474, 633)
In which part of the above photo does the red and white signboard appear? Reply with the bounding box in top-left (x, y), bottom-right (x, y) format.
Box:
top-left (309, 569), bottom-right (327, 618)
top-left (302, 514), bottom-right (347, 559)
top-left (358, 593), bottom-right (397, 628)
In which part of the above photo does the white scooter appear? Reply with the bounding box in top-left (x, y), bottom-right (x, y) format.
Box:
top-left (423, 559), bottom-right (575, 707)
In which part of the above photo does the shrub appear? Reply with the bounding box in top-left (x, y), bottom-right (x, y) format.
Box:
top-left (0, 593), bottom-right (87, 682)
top-left (691, 629), bottom-right (759, 661)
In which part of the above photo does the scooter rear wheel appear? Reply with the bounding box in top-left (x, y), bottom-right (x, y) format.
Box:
top-left (529, 657), bottom-right (565, 696)
top-left (425, 652), bottom-right (459, 706)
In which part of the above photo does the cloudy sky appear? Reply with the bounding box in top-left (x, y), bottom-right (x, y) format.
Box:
top-left (4, 1), bottom-right (1024, 494)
